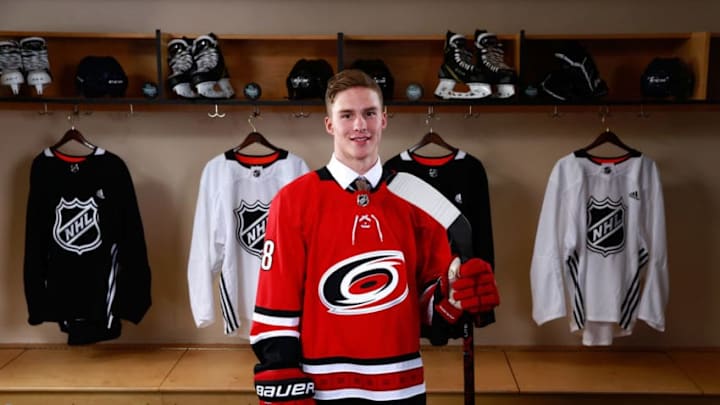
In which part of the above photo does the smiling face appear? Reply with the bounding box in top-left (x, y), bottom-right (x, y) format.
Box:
top-left (325, 86), bottom-right (387, 174)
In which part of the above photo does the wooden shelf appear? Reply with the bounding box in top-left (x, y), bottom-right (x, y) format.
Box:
top-left (1, 30), bottom-right (719, 112)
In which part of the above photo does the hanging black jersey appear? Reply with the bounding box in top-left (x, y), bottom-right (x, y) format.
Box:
top-left (23, 147), bottom-right (151, 344)
top-left (384, 149), bottom-right (495, 326)
top-left (530, 151), bottom-right (668, 345)
top-left (187, 149), bottom-right (309, 338)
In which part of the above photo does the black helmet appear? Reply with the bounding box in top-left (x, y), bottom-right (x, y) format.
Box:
top-left (75, 56), bottom-right (128, 97)
top-left (286, 59), bottom-right (334, 99)
top-left (641, 57), bottom-right (694, 99)
top-left (349, 59), bottom-right (395, 100)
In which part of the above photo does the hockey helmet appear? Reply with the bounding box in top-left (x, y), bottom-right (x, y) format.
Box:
top-left (641, 57), bottom-right (694, 99)
top-left (349, 59), bottom-right (395, 100)
top-left (286, 59), bottom-right (334, 99)
top-left (75, 56), bottom-right (128, 97)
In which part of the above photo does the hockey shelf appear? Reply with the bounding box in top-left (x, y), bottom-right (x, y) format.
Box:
top-left (1, 29), bottom-right (720, 112)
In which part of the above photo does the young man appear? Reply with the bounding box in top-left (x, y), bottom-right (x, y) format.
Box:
top-left (250, 69), bottom-right (499, 404)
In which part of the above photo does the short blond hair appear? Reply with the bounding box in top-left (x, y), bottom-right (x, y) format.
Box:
top-left (325, 69), bottom-right (383, 114)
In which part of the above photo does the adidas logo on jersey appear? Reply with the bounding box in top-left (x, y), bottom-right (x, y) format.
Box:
top-left (629, 190), bottom-right (640, 201)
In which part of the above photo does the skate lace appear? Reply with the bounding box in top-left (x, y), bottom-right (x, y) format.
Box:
top-left (453, 48), bottom-right (475, 72)
top-left (169, 48), bottom-right (194, 75)
top-left (0, 42), bottom-right (23, 71)
top-left (194, 46), bottom-right (219, 74)
top-left (482, 45), bottom-right (510, 72)
top-left (21, 47), bottom-right (49, 71)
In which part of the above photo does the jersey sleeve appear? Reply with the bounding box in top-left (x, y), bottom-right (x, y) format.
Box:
top-left (250, 184), bottom-right (305, 368)
top-left (530, 162), bottom-right (572, 326)
top-left (23, 156), bottom-right (52, 324)
top-left (112, 158), bottom-right (152, 324)
top-left (187, 161), bottom-right (225, 329)
top-left (637, 161), bottom-right (669, 331)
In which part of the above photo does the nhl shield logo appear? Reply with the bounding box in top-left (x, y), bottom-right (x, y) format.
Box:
top-left (235, 201), bottom-right (269, 258)
top-left (586, 196), bottom-right (625, 257)
top-left (53, 197), bottom-right (102, 255)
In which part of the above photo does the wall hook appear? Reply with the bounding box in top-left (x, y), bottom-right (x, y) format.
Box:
top-left (128, 103), bottom-right (135, 117)
top-left (551, 105), bottom-right (562, 118)
top-left (638, 104), bottom-right (650, 119)
top-left (464, 105), bottom-right (480, 119)
top-left (384, 106), bottom-right (395, 119)
top-left (248, 106), bottom-right (262, 132)
top-left (208, 104), bottom-right (226, 119)
top-left (38, 103), bottom-right (52, 116)
top-left (293, 105), bottom-right (310, 119)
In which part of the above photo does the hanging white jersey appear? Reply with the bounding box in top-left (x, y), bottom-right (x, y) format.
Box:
top-left (188, 149), bottom-right (309, 337)
top-left (530, 150), bottom-right (668, 345)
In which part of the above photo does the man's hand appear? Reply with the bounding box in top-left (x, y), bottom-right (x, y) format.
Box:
top-left (435, 257), bottom-right (500, 324)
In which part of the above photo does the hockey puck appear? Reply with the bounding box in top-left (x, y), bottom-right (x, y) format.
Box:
top-left (406, 83), bottom-right (423, 101)
top-left (141, 82), bottom-right (159, 99)
top-left (243, 82), bottom-right (262, 100)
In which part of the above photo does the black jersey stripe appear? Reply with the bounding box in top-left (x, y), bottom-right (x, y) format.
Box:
top-left (620, 248), bottom-right (649, 329)
top-left (219, 273), bottom-right (239, 333)
top-left (302, 351), bottom-right (421, 366)
top-left (566, 250), bottom-right (585, 328)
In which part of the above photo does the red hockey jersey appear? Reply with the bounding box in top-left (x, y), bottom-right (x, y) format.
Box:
top-left (250, 167), bottom-right (454, 402)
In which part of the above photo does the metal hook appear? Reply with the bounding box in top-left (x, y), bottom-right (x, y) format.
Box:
top-left (550, 105), bottom-right (561, 118)
top-left (599, 105), bottom-right (611, 131)
top-left (637, 104), bottom-right (650, 119)
top-left (384, 106), bottom-right (395, 119)
top-left (248, 105), bottom-right (261, 132)
top-left (67, 105), bottom-right (80, 129)
top-left (128, 103), bottom-right (135, 117)
top-left (464, 105), bottom-right (480, 119)
top-left (293, 105), bottom-right (310, 119)
top-left (38, 103), bottom-right (52, 116)
top-left (425, 106), bottom-right (438, 132)
top-left (208, 104), bottom-right (226, 119)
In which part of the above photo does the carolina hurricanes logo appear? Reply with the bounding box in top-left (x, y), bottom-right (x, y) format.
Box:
top-left (235, 200), bottom-right (269, 258)
top-left (53, 197), bottom-right (102, 255)
top-left (319, 250), bottom-right (408, 315)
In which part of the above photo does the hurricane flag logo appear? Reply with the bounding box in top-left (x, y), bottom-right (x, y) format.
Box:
top-left (53, 197), bottom-right (101, 255)
top-left (319, 250), bottom-right (408, 315)
top-left (235, 200), bottom-right (269, 258)
top-left (586, 196), bottom-right (626, 257)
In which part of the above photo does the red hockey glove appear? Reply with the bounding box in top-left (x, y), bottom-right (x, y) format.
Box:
top-left (435, 257), bottom-right (500, 324)
top-left (255, 368), bottom-right (316, 404)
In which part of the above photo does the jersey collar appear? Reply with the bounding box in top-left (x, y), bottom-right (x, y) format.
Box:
top-left (327, 154), bottom-right (383, 190)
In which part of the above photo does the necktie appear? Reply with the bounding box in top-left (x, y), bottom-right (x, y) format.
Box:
top-left (354, 176), bottom-right (371, 191)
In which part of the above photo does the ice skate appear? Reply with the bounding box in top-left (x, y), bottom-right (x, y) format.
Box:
top-left (167, 37), bottom-right (198, 98)
top-left (434, 31), bottom-right (491, 100)
top-left (474, 30), bottom-right (517, 98)
top-left (191, 33), bottom-right (234, 99)
top-left (20, 37), bottom-right (52, 95)
top-left (0, 40), bottom-right (25, 95)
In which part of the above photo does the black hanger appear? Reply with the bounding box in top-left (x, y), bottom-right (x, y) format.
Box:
top-left (580, 109), bottom-right (640, 157)
top-left (408, 130), bottom-right (458, 154)
top-left (581, 128), bottom-right (640, 157)
top-left (51, 119), bottom-right (96, 151)
top-left (235, 111), bottom-right (280, 153)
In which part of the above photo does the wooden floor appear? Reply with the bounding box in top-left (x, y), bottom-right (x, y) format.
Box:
top-left (0, 346), bottom-right (718, 404)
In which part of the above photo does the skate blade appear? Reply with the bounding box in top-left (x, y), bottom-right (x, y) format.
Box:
top-left (436, 81), bottom-right (492, 99)
top-left (173, 82), bottom-right (199, 98)
top-left (196, 79), bottom-right (235, 99)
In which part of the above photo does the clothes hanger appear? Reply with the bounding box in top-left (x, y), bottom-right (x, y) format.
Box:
top-left (580, 107), bottom-right (640, 157)
top-left (235, 109), bottom-right (280, 152)
top-left (51, 111), bottom-right (96, 151)
top-left (408, 106), bottom-right (458, 154)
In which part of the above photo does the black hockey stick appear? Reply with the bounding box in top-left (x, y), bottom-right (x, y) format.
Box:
top-left (387, 172), bottom-right (475, 405)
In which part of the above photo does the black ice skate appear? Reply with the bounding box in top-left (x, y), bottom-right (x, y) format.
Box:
top-left (20, 37), bottom-right (52, 96)
top-left (191, 33), bottom-right (234, 99)
top-left (434, 30), bottom-right (491, 100)
top-left (167, 37), bottom-right (198, 98)
top-left (0, 40), bottom-right (25, 95)
top-left (474, 30), bottom-right (517, 98)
